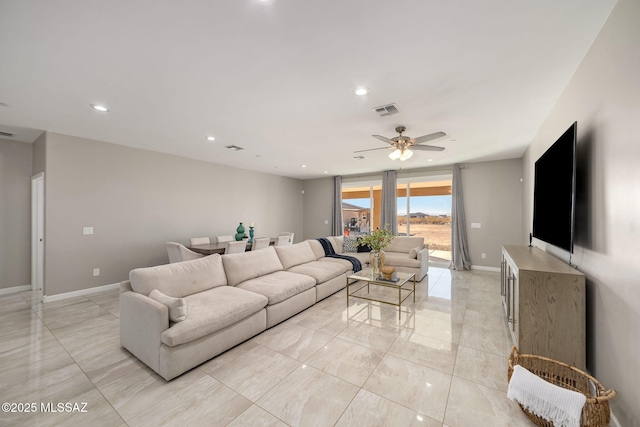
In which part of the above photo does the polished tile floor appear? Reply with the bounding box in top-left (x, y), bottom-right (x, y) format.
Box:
top-left (0, 268), bottom-right (533, 426)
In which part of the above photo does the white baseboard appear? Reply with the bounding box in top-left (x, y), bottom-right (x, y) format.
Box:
top-left (43, 282), bottom-right (120, 303)
top-left (470, 265), bottom-right (500, 273)
top-left (0, 285), bottom-right (32, 296)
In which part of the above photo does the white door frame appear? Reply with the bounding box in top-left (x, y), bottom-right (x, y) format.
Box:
top-left (31, 172), bottom-right (44, 291)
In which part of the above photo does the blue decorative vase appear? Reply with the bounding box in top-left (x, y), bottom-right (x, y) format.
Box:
top-left (249, 226), bottom-right (255, 243)
top-left (235, 223), bottom-right (245, 241)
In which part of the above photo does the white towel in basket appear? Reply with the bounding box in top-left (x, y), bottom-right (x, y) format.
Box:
top-left (508, 364), bottom-right (586, 427)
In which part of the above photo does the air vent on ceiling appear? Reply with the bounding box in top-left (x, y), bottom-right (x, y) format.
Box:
top-left (353, 155), bottom-right (366, 160)
top-left (373, 103), bottom-right (399, 116)
top-left (0, 131), bottom-right (15, 138)
top-left (225, 145), bottom-right (244, 151)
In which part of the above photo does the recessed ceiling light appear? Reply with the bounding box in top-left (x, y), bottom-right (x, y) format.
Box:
top-left (300, 165), bottom-right (307, 168)
top-left (427, 158), bottom-right (434, 162)
top-left (354, 87), bottom-right (369, 96)
top-left (206, 136), bottom-right (216, 141)
top-left (90, 104), bottom-right (109, 112)
top-left (323, 171), bottom-right (328, 174)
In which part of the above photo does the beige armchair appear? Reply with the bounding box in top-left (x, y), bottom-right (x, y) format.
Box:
top-left (166, 242), bottom-right (204, 263)
top-left (278, 232), bottom-right (294, 244)
top-left (275, 235), bottom-right (291, 246)
top-left (225, 241), bottom-right (247, 254)
top-left (251, 237), bottom-right (271, 251)
top-left (189, 237), bottom-right (210, 246)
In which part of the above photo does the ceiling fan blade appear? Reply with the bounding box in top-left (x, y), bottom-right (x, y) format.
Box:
top-left (354, 147), bottom-right (394, 153)
top-left (411, 145), bottom-right (445, 152)
top-left (412, 131), bottom-right (446, 144)
top-left (372, 135), bottom-right (395, 145)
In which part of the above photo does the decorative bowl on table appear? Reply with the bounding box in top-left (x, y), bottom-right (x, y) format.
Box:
top-left (380, 266), bottom-right (395, 279)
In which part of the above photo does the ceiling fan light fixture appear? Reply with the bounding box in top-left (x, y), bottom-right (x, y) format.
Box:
top-left (388, 149), bottom-right (402, 160)
top-left (399, 149), bottom-right (413, 161)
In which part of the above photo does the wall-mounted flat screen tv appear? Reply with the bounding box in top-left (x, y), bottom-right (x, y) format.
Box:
top-left (532, 122), bottom-right (577, 253)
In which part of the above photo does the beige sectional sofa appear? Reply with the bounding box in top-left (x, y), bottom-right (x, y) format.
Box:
top-left (317, 235), bottom-right (430, 281)
top-left (120, 236), bottom-right (429, 380)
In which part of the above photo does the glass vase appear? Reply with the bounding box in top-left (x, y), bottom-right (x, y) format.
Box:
top-left (369, 250), bottom-right (386, 275)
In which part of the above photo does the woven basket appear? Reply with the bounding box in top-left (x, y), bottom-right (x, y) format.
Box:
top-left (508, 347), bottom-right (616, 427)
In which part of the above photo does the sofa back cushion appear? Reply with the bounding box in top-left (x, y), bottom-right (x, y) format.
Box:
top-left (307, 239), bottom-right (326, 260)
top-left (222, 246), bottom-right (284, 286)
top-left (130, 254), bottom-right (227, 298)
top-left (385, 236), bottom-right (425, 253)
top-left (274, 241), bottom-right (316, 270)
top-left (328, 235), bottom-right (344, 254)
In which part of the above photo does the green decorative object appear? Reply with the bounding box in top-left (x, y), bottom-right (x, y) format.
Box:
top-left (235, 222), bottom-right (245, 241)
top-left (356, 227), bottom-right (394, 252)
top-left (358, 227), bottom-right (393, 275)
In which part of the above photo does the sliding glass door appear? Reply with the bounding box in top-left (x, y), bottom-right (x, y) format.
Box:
top-left (342, 176), bottom-right (452, 261)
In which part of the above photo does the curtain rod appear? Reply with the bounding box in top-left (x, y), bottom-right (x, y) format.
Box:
top-left (338, 165), bottom-right (469, 180)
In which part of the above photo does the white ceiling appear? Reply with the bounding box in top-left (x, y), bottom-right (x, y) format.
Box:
top-left (0, 1), bottom-right (616, 179)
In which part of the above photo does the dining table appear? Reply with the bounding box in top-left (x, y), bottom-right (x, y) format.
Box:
top-left (188, 238), bottom-right (276, 255)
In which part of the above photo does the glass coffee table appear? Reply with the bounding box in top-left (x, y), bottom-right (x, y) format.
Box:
top-left (346, 268), bottom-right (416, 319)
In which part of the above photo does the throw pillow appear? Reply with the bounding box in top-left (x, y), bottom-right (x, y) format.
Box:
top-left (409, 247), bottom-right (420, 259)
top-left (357, 242), bottom-right (372, 253)
top-left (149, 289), bottom-right (187, 322)
top-left (343, 236), bottom-right (358, 253)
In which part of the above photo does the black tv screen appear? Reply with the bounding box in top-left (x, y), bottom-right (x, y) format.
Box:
top-left (532, 122), bottom-right (577, 253)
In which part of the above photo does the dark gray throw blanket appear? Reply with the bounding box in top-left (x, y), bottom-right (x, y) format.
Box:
top-left (316, 238), bottom-right (362, 273)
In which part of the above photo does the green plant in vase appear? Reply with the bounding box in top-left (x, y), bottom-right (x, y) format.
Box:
top-left (357, 227), bottom-right (394, 275)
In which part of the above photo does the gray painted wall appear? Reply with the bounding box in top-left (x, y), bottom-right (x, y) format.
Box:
top-left (0, 139), bottom-right (32, 289)
top-left (32, 132), bottom-right (46, 176)
top-left (42, 132), bottom-right (303, 296)
top-left (302, 160), bottom-right (523, 269)
top-left (522, 0), bottom-right (639, 424)
top-left (461, 159), bottom-right (523, 268)
top-left (302, 177), bottom-right (333, 239)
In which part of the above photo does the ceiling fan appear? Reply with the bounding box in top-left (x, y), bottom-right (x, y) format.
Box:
top-left (355, 126), bottom-right (446, 161)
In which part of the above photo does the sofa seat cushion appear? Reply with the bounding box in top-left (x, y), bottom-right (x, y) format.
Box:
top-left (383, 251), bottom-right (421, 268)
top-left (385, 237), bottom-right (425, 254)
top-left (274, 242), bottom-right (316, 270)
top-left (222, 246), bottom-right (284, 287)
top-left (288, 260), bottom-right (346, 284)
top-left (130, 254), bottom-right (227, 298)
top-left (160, 286), bottom-right (267, 347)
top-left (236, 271), bottom-right (316, 305)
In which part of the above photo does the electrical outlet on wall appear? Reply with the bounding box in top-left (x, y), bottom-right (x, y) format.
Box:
top-left (481, 253), bottom-right (486, 259)
top-left (93, 268), bottom-right (100, 276)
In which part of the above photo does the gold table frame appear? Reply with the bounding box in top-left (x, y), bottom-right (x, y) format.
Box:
top-left (346, 268), bottom-right (416, 319)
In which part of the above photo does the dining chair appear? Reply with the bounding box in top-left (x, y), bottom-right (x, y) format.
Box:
top-left (225, 241), bottom-right (247, 254)
top-left (275, 235), bottom-right (291, 246)
top-left (216, 235), bottom-right (234, 243)
top-left (189, 237), bottom-right (210, 246)
top-left (251, 237), bottom-right (271, 251)
top-left (166, 242), bottom-right (203, 263)
top-left (278, 232), bottom-right (294, 244)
